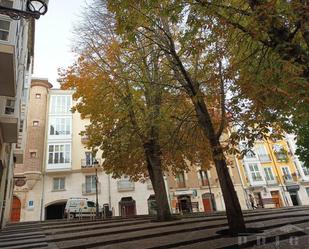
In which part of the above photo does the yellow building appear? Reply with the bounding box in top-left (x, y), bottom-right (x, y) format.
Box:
top-left (236, 137), bottom-right (309, 209)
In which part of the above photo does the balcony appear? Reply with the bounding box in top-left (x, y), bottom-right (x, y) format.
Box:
top-left (0, 96), bottom-right (19, 143)
top-left (0, 16), bottom-right (17, 97)
top-left (283, 173), bottom-right (298, 185)
top-left (117, 180), bottom-right (135, 192)
top-left (82, 182), bottom-right (101, 195)
top-left (266, 176), bottom-right (279, 186)
top-left (81, 159), bottom-right (101, 168)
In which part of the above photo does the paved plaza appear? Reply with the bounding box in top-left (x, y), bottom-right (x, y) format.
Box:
top-left (1, 206), bottom-right (309, 249)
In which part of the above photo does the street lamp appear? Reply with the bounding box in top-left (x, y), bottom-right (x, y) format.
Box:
top-left (93, 159), bottom-right (100, 219)
top-left (0, 0), bottom-right (48, 20)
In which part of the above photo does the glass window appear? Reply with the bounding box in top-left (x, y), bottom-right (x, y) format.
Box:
top-left (301, 163), bottom-right (309, 176)
top-left (53, 178), bottom-right (65, 190)
top-left (256, 144), bottom-right (270, 162)
top-left (49, 117), bottom-right (71, 135)
top-left (50, 95), bottom-right (72, 114)
top-left (248, 163), bottom-right (263, 181)
top-left (30, 152), bottom-right (36, 158)
top-left (282, 166), bottom-right (292, 180)
top-left (264, 167), bottom-right (275, 181)
top-left (198, 170), bottom-right (208, 186)
top-left (85, 175), bottom-right (96, 193)
top-left (176, 172), bottom-right (186, 188)
top-left (48, 144), bottom-right (71, 164)
top-left (85, 152), bottom-right (93, 166)
top-left (306, 188), bottom-right (309, 198)
top-left (33, 121), bottom-right (39, 126)
top-left (0, 19), bottom-right (10, 41)
top-left (35, 93), bottom-right (41, 99)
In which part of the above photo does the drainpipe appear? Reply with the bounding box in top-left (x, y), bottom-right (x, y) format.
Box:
top-left (265, 139), bottom-right (289, 206)
top-left (40, 172), bottom-right (45, 221)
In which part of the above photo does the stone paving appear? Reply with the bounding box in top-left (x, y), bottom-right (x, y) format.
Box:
top-left (1, 206), bottom-right (309, 249)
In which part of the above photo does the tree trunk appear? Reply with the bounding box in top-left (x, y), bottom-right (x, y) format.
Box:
top-left (144, 140), bottom-right (173, 221)
top-left (210, 138), bottom-right (246, 234)
top-left (192, 97), bottom-right (246, 234)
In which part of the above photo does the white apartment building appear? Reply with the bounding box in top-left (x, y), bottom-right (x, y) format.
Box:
top-left (14, 85), bottom-right (155, 222)
top-left (0, 0), bottom-right (35, 227)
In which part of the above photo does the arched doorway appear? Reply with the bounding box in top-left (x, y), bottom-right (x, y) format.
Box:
top-left (177, 195), bottom-right (192, 213)
top-left (147, 195), bottom-right (157, 215)
top-left (45, 200), bottom-right (67, 220)
top-left (10, 196), bottom-right (21, 222)
top-left (119, 197), bottom-right (136, 217)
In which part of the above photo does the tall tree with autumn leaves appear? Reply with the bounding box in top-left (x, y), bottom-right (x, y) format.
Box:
top-left (106, 0), bottom-right (247, 233)
top-left (60, 1), bottom-right (215, 221)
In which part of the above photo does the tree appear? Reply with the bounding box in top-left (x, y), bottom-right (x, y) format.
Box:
top-left (107, 0), bottom-right (247, 233)
top-left (192, 0), bottom-right (309, 145)
top-left (60, 1), bottom-right (214, 221)
top-left (296, 121), bottom-right (309, 167)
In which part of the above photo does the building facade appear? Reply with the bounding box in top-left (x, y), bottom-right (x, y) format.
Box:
top-left (236, 137), bottom-right (309, 209)
top-left (0, 0), bottom-right (35, 227)
top-left (14, 84), bottom-right (155, 221)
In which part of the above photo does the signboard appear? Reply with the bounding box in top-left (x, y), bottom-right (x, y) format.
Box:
top-left (28, 200), bottom-right (34, 210)
top-left (174, 190), bottom-right (195, 196)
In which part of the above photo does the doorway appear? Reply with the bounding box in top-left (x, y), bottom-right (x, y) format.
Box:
top-left (270, 190), bottom-right (283, 208)
top-left (177, 195), bottom-right (192, 213)
top-left (45, 201), bottom-right (67, 220)
top-left (202, 193), bottom-right (215, 213)
top-left (10, 196), bottom-right (21, 222)
top-left (119, 197), bottom-right (136, 217)
top-left (289, 191), bottom-right (299, 206)
top-left (253, 192), bottom-right (264, 208)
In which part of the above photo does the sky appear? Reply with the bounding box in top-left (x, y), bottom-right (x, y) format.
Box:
top-left (33, 0), bottom-right (88, 88)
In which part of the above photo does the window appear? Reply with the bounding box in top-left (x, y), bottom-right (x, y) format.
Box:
top-left (198, 170), bottom-right (209, 186)
top-left (87, 201), bottom-right (95, 207)
top-left (306, 188), bottom-right (309, 198)
top-left (4, 98), bottom-right (15, 114)
top-left (239, 142), bottom-right (256, 159)
top-left (255, 144), bottom-right (270, 162)
top-left (53, 178), bottom-right (65, 191)
top-left (33, 121), bottom-right (39, 127)
top-left (49, 117), bottom-right (71, 135)
top-left (85, 152), bottom-right (93, 166)
top-left (248, 163), bottom-right (263, 182)
top-left (264, 167), bottom-right (275, 181)
top-left (19, 120), bottom-right (24, 133)
top-left (30, 152), bottom-right (36, 158)
top-left (48, 144), bottom-right (71, 164)
top-left (0, 19), bottom-right (10, 41)
top-left (176, 172), bottom-right (186, 188)
top-left (50, 95), bottom-right (72, 114)
top-left (35, 93), bottom-right (41, 99)
top-left (85, 175), bottom-right (96, 193)
top-left (301, 163), bottom-right (309, 176)
top-left (282, 166), bottom-right (292, 181)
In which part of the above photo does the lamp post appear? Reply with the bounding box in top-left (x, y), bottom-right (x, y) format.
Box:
top-left (0, 0), bottom-right (48, 20)
top-left (93, 159), bottom-right (100, 219)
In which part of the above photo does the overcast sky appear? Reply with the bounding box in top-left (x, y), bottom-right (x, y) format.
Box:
top-left (33, 0), bottom-right (88, 88)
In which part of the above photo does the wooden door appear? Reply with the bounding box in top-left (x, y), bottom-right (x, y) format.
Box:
top-left (202, 198), bottom-right (212, 213)
top-left (270, 191), bottom-right (282, 208)
top-left (11, 196), bottom-right (21, 222)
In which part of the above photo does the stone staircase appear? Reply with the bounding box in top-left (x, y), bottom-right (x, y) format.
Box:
top-left (1, 206), bottom-right (309, 249)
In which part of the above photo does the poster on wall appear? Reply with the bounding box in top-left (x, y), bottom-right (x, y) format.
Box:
top-left (28, 200), bottom-right (34, 210)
